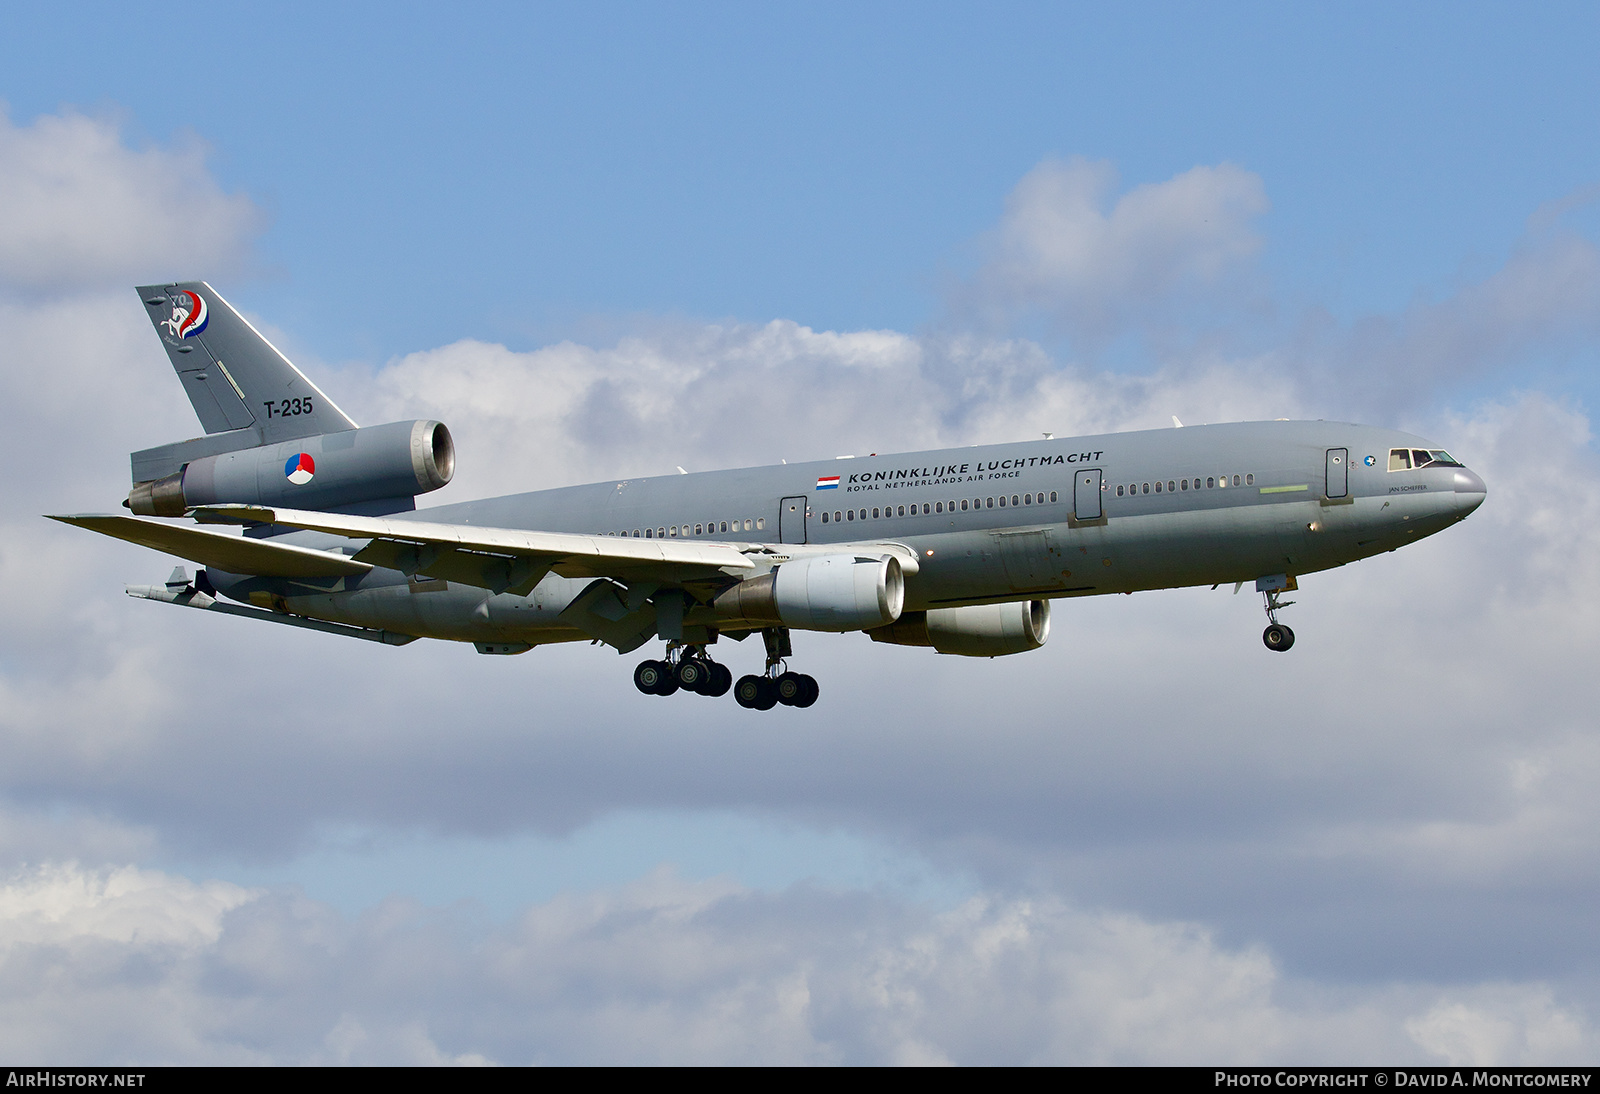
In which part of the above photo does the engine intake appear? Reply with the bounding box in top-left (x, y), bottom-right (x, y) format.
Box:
top-left (714, 554), bottom-right (904, 632)
top-left (128, 420), bottom-right (454, 516)
top-left (869, 600), bottom-right (1050, 656)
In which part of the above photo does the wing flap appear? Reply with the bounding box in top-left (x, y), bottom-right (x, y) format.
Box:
top-left (192, 505), bottom-right (756, 589)
top-left (50, 515), bottom-right (371, 578)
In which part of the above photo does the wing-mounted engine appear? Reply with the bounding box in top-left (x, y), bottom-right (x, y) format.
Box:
top-left (713, 553), bottom-right (904, 632)
top-left (868, 600), bottom-right (1050, 656)
top-left (127, 419), bottom-right (455, 516)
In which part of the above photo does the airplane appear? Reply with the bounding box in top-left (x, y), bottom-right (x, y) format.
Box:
top-left (51, 282), bottom-right (1488, 711)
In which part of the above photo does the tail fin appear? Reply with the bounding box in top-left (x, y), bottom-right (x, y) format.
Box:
top-left (135, 282), bottom-right (357, 440)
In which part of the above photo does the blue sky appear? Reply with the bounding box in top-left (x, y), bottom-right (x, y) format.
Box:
top-left (7, 4), bottom-right (1598, 349)
top-left (3, 2), bottom-right (1600, 1064)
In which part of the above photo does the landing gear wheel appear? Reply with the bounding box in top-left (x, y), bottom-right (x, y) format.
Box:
top-left (676, 658), bottom-right (711, 694)
top-left (634, 659), bottom-right (671, 694)
top-left (794, 674), bottom-right (819, 708)
top-left (775, 672), bottom-right (807, 706)
top-left (734, 674), bottom-right (778, 710)
top-left (1263, 624), bottom-right (1295, 652)
top-left (775, 672), bottom-right (819, 707)
top-left (705, 662), bottom-right (733, 697)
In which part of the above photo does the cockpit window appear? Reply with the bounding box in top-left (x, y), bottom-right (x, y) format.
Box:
top-left (1391, 447), bottom-right (1463, 470)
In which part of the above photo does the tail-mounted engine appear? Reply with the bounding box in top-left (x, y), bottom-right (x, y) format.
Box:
top-left (127, 420), bottom-right (454, 516)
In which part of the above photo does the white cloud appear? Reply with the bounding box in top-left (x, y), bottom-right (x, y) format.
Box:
top-left (955, 158), bottom-right (1268, 339)
top-left (0, 109), bottom-right (259, 290)
top-left (0, 862), bottom-right (1590, 1064)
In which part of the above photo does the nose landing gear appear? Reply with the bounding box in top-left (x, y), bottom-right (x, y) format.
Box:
top-left (1260, 581), bottom-right (1296, 652)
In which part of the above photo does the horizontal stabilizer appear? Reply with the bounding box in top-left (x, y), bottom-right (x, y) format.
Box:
top-left (49, 515), bottom-right (371, 578)
top-left (191, 504), bottom-right (755, 594)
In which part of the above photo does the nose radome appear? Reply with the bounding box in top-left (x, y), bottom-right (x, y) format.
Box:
top-left (1453, 468), bottom-right (1487, 516)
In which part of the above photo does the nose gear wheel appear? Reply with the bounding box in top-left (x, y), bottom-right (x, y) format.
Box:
top-left (1260, 585), bottom-right (1297, 653)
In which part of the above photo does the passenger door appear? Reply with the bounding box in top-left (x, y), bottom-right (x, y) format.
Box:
top-left (1074, 468), bottom-right (1103, 520)
top-left (1325, 448), bottom-right (1348, 500)
top-left (779, 496), bottom-right (808, 544)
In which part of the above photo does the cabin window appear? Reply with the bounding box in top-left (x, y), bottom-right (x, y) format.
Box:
top-left (870, 507), bottom-right (878, 518)
top-left (1051, 491), bottom-right (1058, 502)
top-left (847, 510), bottom-right (855, 521)
top-left (935, 502), bottom-right (943, 513)
top-left (756, 518), bottom-right (765, 529)
top-left (1012, 495), bottom-right (1020, 506)
top-left (1022, 494), bottom-right (1030, 505)
top-left (1206, 477), bottom-right (1215, 488)
top-left (1232, 475), bottom-right (1241, 487)
top-left (960, 499), bottom-right (968, 511)
top-left (1155, 481), bottom-right (1163, 493)
top-left (1141, 483), bottom-right (1149, 494)
top-left (694, 524), bottom-right (703, 535)
top-left (821, 512), bottom-right (829, 523)
top-left (1117, 485), bottom-right (1125, 496)
top-left (1245, 474), bottom-right (1254, 485)
top-left (998, 495), bottom-right (1007, 507)
top-left (1180, 479), bottom-right (1188, 491)
top-left (898, 505), bottom-right (906, 516)
top-left (645, 528), bottom-right (654, 538)
top-left (669, 526), bottom-right (677, 537)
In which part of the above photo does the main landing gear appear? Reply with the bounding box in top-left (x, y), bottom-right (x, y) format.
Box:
top-left (634, 628), bottom-right (818, 709)
top-left (1261, 586), bottom-right (1296, 653)
top-left (633, 645), bottom-right (732, 698)
top-left (734, 627), bottom-right (818, 711)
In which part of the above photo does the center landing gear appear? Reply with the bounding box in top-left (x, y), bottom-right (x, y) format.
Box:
top-left (633, 644), bottom-right (732, 697)
top-left (734, 627), bottom-right (819, 710)
top-left (1261, 585), bottom-right (1296, 652)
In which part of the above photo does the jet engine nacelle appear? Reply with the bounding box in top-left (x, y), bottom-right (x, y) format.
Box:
top-left (714, 554), bottom-right (905, 632)
top-left (128, 420), bottom-right (454, 516)
top-left (868, 599), bottom-right (1050, 656)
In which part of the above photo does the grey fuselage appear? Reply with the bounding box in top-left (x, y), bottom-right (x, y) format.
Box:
top-left (210, 420), bottom-right (1487, 649)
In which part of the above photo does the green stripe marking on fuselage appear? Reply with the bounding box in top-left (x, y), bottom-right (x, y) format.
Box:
top-left (1259, 484), bottom-right (1310, 494)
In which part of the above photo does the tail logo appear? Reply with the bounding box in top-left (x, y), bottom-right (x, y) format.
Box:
top-left (160, 290), bottom-right (209, 340)
top-left (284, 453), bottom-right (315, 485)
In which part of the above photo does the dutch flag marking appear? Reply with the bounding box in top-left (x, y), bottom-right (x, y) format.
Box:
top-left (816, 475), bottom-right (840, 490)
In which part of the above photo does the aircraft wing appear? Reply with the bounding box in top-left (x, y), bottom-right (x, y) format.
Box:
top-left (190, 504), bottom-right (758, 596)
top-left (49, 515), bottom-right (372, 578)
